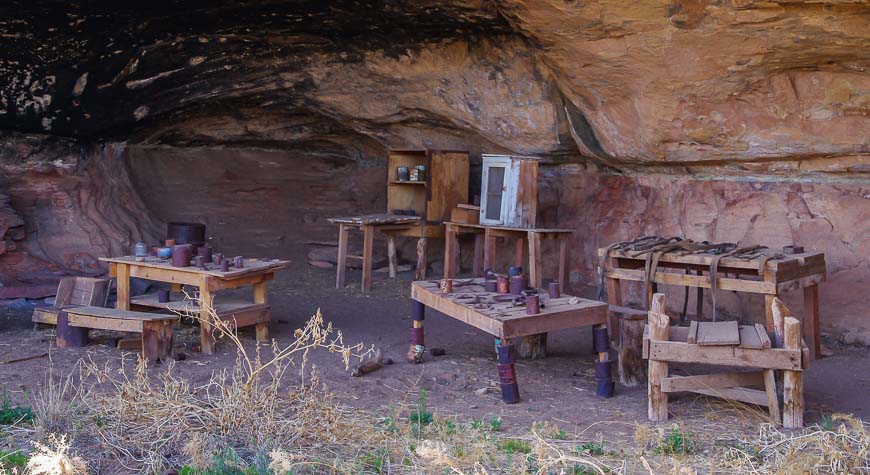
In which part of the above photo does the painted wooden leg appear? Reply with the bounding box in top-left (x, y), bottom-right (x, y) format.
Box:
top-left (408, 300), bottom-right (425, 364)
top-left (803, 284), bottom-right (820, 359)
top-left (361, 224), bottom-right (374, 293)
top-left (387, 234), bottom-right (398, 279)
top-left (783, 316), bottom-right (804, 428)
top-left (558, 238), bottom-right (568, 289)
top-left (763, 369), bottom-right (782, 425)
top-left (528, 232), bottom-right (543, 290)
top-left (253, 280), bottom-right (269, 342)
top-left (55, 310), bottom-right (89, 348)
top-left (199, 279), bottom-right (215, 355)
top-left (142, 320), bottom-right (174, 362)
top-left (473, 233), bottom-right (484, 276)
top-left (115, 263), bottom-right (131, 310)
top-left (648, 293), bottom-right (669, 422)
top-left (415, 238), bottom-right (428, 281)
top-left (594, 323), bottom-right (615, 398)
top-left (483, 230), bottom-right (497, 273)
top-left (514, 237), bottom-right (525, 268)
top-left (336, 224), bottom-right (348, 289)
top-left (444, 224), bottom-right (458, 279)
top-left (496, 340), bottom-right (520, 404)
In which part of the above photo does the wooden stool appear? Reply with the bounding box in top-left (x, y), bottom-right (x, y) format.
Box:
top-left (57, 306), bottom-right (179, 362)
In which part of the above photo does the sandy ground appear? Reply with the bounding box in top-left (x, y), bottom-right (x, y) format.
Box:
top-left (0, 264), bottom-right (867, 445)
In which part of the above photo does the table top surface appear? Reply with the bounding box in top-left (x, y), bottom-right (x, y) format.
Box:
top-left (445, 222), bottom-right (573, 233)
top-left (100, 256), bottom-right (289, 278)
top-left (411, 278), bottom-right (607, 338)
top-left (328, 213), bottom-right (422, 225)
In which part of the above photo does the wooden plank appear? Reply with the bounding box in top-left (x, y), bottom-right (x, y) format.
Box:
top-left (444, 224), bottom-right (458, 279)
top-left (361, 225), bottom-right (374, 293)
top-left (739, 325), bottom-right (764, 349)
top-left (483, 229), bottom-right (496, 273)
top-left (427, 151), bottom-right (470, 223)
top-left (207, 273), bottom-right (272, 292)
top-left (599, 248), bottom-right (825, 273)
top-left (763, 369), bottom-right (781, 424)
top-left (415, 237), bottom-right (428, 280)
top-left (100, 256), bottom-right (289, 279)
top-left (116, 263), bottom-right (131, 311)
top-left (755, 324), bottom-right (772, 349)
top-left (445, 222), bottom-right (572, 234)
top-left (648, 340), bottom-right (802, 371)
top-left (689, 387), bottom-right (770, 407)
top-left (528, 232), bottom-right (543, 289)
top-left (387, 235), bottom-right (398, 278)
top-left (696, 321), bottom-right (740, 346)
top-left (67, 306), bottom-right (178, 321)
top-left (661, 371), bottom-right (764, 393)
top-left (68, 314), bottom-right (144, 333)
top-left (199, 277), bottom-right (215, 355)
top-left (604, 268), bottom-right (777, 294)
top-left (411, 284), bottom-right (504, 337)
top-left (803, 284), bottom-right (820, 359)
top-left (336, 223), bottom-right (348, 289)
top-left (32, 308), bottom-right (59, 325)
top-left (687, 321), bottom-right (699, 344)
top-left (558, 238), bottom-right (568, 288)
top-left (501, 305), bottom-right (607, 338)
top-left (130, 265), bottom-right (202, 287)
top-left (54, 277), bottom-right (76, 307)
top-left (783, 316), bottom-right (804, 428)
top-left (648, 294), bottom-right (669, 422)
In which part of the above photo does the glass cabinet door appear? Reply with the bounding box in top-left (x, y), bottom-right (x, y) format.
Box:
top-left (480, 156), bottom-right (510, 225)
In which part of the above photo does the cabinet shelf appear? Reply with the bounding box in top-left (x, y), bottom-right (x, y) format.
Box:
top-left (389, 180), bottom-right (427, 186)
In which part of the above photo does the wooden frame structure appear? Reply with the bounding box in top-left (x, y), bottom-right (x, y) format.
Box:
top-left (443, 222), bottom-right (571, 290)
top-left (101, 256), bottom-right (288, 355)
top-left (600, 247), bottom-right (825, 358)
top-left (645, 294), bottom-right (807, 428)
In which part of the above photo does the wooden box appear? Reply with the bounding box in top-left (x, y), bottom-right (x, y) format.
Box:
top-left (451, 204), bottom-right (480, 224)
top-left (387, 150), bottom-right (469, 223)
top-left (479, 154), bottom-right (538, 228)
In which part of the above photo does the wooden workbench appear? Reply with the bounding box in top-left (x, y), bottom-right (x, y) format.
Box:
top-left (598, 246), bottom-right (826, 358)
top-left (410, 278), bottom-right (609, 401)
top-left (101, 256), bottom-right (288, 354)
top-left (443, 222), bottom-right (573, 290)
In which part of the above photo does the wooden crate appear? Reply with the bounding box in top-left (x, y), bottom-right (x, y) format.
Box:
top-left (450, 204), bottom-right (480, 224)
top-left (386, 150), bottom-right (469, 223)
top-left (479, 154), bottom-right (538, 228)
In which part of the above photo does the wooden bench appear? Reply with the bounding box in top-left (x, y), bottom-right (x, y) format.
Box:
top-left (56, 306), bottom-right (178, 362)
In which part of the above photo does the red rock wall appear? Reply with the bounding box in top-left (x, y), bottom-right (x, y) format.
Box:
top-left (543, 164), bottom-right (870, 344)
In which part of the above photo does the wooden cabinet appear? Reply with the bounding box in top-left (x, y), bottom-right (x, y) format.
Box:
top-left (479, 154), bottom-right (538, 228)
top-left (387, 150), bottom-right (469, 223)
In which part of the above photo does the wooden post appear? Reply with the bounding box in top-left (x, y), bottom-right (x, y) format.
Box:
top-left (614, 308), bottom-right (647, 387)
top-left (336, 223), bottom-right (348, 289)
top-left (771, 296), bottom-right (789, 349)
top-left (472, 233), bottom-right (484, 276)
top-left (764, 268), bottom-right (776, 331)
top-left (648, 293), bottom-right (669, 422)
top-left (483, 229), bottom-right (496, 273)
top-left (253, 280), bottom-right (269, 342)
top-left (444, 223), bottom-right (458, 279)
top-left (199, 277), bottom-right (215, 355)
top-left (763, 369), bottom-right (782, 425)
top-left (415, 237), bottom-right (428, 280)
top-left (558, 237), bottom-right (568, 291)
top-left (514, 237), bottom-right (525, 268)
top-left (361, 224), bottom-right (374, 293)
top-left (783, 316), bottom-right (804, 428)
top-left (142, 320), bottom-right (174, 362)
top-left (387, 234), bottom-right (398, 279)
top-left (515, 333), bottom-right (547, 359)
top-left (803, 284), bottom-right (820, 359)
top-left (528, 232), bottom-right (543, 290)
top-left (604, 256), bottom-right (622, 345)
top-left (115, 263), bottom-right (131, 311)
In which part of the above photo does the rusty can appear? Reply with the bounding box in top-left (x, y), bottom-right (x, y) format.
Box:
top-left (234, 256), bottom-right (244, 268)
top-left (213, 252), bottom-right (223, 265)
top-left (158, 289), bottom-right (170, 303)
top-left (497, 275), bottom-right (509, 294)
top-left (194, 255), bottom-right (207, 269)
top-left (548, 281), bottom-right (561, 299)
top-left (509, 275), bottom-right (527, 295)
top-left (165, 239), bottom-right (175, 247)
top-left (220, 259), bottom-right (230, 272)
top-left (440, 278), bottom-right (453, 293)
top-left (484, 279), bottom-right (498, 292)
top-left (525, 294), bottom-right (540, 315)
top-left (171, 244), bottom-right (192, 267)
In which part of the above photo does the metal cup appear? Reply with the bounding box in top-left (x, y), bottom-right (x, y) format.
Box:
top-left (548, 281), bottom-right (561, 299)
top-left (525, 294), bottom-right (540, 315)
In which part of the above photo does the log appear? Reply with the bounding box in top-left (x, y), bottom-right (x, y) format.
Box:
top-left (648, 293), bottom-right (669, 422)
top-left (782, 316), bottom-right (804, 428)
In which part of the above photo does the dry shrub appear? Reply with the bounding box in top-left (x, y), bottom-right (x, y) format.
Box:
top-left (27, 368), bottom-right (79, 438)
top-left (26, 434), bottom-right (87, 475)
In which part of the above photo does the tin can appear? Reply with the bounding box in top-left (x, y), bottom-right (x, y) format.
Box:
top-left (440, 278), bottom-right (453, 293)
top-left (220, 259), bottom-right (230, 272)
top-left (508, 266), bottom-right (523, 277)
top-left (233, 256), bottom-right (244, 268)
top-left (158, 289), bottom-right (170, 303)
top-left (484, 279), bottom-right (498, 292)
top-left (409, 168), bottom-right (419, 181)
top-left (213, 252), bottom-right (223, 265)
top-left (171, 244), bottom-right (192, 267)
top-left (134, 241), bottom-right (149, 258)
top-left (548, 281), bottom-right (560, 299)
top-left (415, 165), bottom-right (426, 181)
top-left (497, 275), bottom-right (509, 294)
top-left (194, 255), bottom-right (207, 269)
top-left (509, 275), bottom-right (527, 295)
top-left (525, 294), bottom-right (540, 315)
top-left (397, 166), bottom-right (410, 181)
top-left (158, 247), bottom-right (172, 259)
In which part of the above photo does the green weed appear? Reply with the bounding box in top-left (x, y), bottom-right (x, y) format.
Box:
top-left (498, 439), bottom-right (531, 454)
top-left (655, 426), bottom-right (696, 455)
top-left (0, 399), bottom-right (34, 425)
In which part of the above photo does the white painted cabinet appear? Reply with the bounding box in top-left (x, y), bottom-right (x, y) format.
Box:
top-left (479, 154), bottom-right (538, 228)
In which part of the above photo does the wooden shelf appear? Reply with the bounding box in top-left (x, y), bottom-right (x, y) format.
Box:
top-left (131, 292), bottom-right (264, 316)
top-left (389, 180), bottom-right (427, 186)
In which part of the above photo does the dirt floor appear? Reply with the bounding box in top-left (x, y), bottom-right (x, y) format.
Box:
top-left (0, 264), bottom-right (868, 448)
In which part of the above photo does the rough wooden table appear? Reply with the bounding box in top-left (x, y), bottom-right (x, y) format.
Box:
top-left (443, 222), bottom-right (573, 289)
top-left (410, 278), bottom-right (609, 402)
top-left (101, 256), bottom-right (288, 355)
top-left (599, 246), bottom-right (826, 358)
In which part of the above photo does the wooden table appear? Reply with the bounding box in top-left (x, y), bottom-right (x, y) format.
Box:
top-left (410, 278), bottom-right (610, 402)
top-left (101, 256), bottom-right (288, 354)
top-left (329, 214), bottom-right (444, 293)
top-left (443, 222), bottom-right (573, 289)
top-left (599, 246), bottom-right (826, 358)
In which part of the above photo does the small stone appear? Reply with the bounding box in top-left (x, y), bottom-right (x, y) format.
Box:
top-left (474, 387), bottom-right (488, 395)
top-left (430, 347), bottom-right (446, 356)
top-left (383, 358), bottom-right (394, 365)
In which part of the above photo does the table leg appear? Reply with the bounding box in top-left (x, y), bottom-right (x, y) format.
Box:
top-left (558, 238), bottom-right (568, 289)
top-left (415, 238), bottom-right (428, 281)
top-left (253, 280), bottom-right (269, 342)
top-left (528, 232), bottom-right (543, 289)
top-left (408, 300), bottom-right (425, 364)
top-left (497, 340), bottom-right (520, 404)
top-left (473, 233), bottom-right (484, 276)
top-left (387, 234), bottom-right (398, 279)
top-left (199, 278), bottom-right (215, 355)
top-left (594, 323), bottom-right (614, 398)
top-left (803, 284), bottom-right (820, 359)
top-left (604, 256), bottom-right (622, 345)
top-left (444, 224), bottom-right (458, 279)
top-left (764, 269), bottom-right (776, 331)
top-left (361, 224), bottom-right (374, 293)
top-left (514, 237), bottom-right (525, 268)
top-left (115, 263), bottom-right (131, 310)
top-left (483, 229), bottom-right (496, 273)
top-left (336, 223), bottom-right (348, 289)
